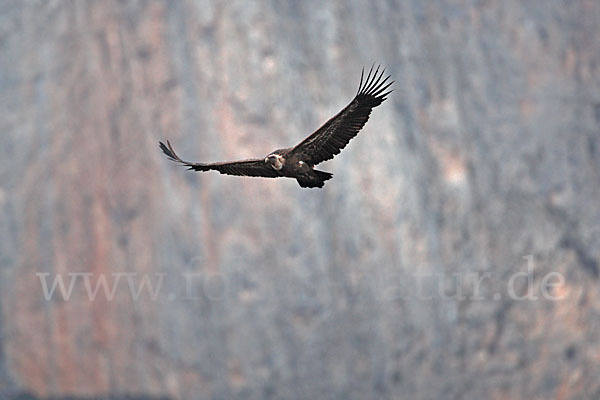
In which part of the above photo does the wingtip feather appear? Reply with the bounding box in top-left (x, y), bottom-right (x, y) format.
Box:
top-left (356, 64), bottom-right (393, 101)
top-left (357, 67), bottom-right (365, 95)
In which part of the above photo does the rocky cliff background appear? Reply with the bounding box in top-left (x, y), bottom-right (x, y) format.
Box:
top-left (1, 0), bottom-right (600, 399)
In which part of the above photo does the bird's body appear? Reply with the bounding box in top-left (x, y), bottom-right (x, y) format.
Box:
top-left (160, 65), bottom-right (392, 188)
top-left (263, 148), bottom-right (333, 188)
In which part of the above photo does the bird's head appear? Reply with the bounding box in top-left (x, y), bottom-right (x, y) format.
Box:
top-left (265, 153), bottom-right (284, 170)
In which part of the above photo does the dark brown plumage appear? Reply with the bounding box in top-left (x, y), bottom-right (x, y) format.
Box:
top-left (160, 65), bottom-right (392, 188)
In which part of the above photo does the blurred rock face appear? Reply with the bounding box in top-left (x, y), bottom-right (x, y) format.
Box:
top-left (1, 0), bottom-right (599, 399)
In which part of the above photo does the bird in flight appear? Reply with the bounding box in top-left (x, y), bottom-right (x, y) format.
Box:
top-left (160, 65), bottom-right (392, 188)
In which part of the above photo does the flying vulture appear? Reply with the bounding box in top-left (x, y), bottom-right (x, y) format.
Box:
top-left (160, 65), bottom-right (392, 188)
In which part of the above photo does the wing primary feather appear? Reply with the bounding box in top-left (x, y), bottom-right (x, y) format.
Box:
top-left (160, 140), bottom-right (189, 165)
top-left (368, 64), bottom-right (380, 90)
top-left (159, 141), bottom-right (174, 160)
top-left (364, 64), bottom-right (375, 94)
top-left (379, 90), bottom-right (394, 101)
top-left (357, 67), bottom-right (365, 95)
top-left (363, 65), bottom-right (380, 95)
top-left (364, 66), bottom-right (373, 93)
top-left (371, 80), bottom-right (394, 98)
top-left (366, 68), bottom-right (386, 96)
top-left (369, 75), bottom-right (391, 96)
top-left (371, 65), bottom-right (381, 91)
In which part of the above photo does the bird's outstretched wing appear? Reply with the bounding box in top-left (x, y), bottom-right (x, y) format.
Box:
top-left (289, 65), bottom-right (393, 166)
top-left (159, 140), bottom-right (281, 178)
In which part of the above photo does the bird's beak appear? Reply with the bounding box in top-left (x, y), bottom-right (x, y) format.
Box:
top-left (264, 157), bottom-right (269, 163)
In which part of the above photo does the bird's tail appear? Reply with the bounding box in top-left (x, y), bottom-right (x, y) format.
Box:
top-left (314, 170), bottom-right (333, 182)
top-left (297, 170), bottom-right (333, 189)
